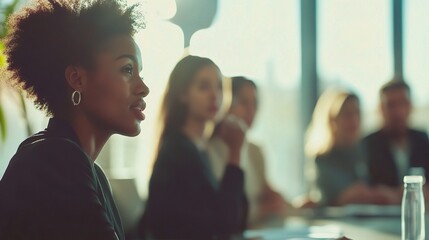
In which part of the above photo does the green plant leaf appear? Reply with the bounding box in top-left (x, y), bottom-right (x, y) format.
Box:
top-left (1, 0), bottom-right (20, 38)
top-left (0, 102), bottom-right (6, 142)
top-left (0, 41), bottom-right (5, 67)
top-left (18, 90), bottom-right (31, 136)
top-left (0, 0), bottom-right (21, 143)
top-left (0, 41), bottom-right (6, 142)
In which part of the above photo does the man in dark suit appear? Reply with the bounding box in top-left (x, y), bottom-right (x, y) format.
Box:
top-left (363, 79), bottom-right (429, 188)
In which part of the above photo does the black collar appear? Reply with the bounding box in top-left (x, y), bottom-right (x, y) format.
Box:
top-left (45, 118), bottom-right (81, 147)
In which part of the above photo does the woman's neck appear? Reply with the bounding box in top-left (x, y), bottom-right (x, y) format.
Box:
top-left (333, 137), bottom-right (357, 149)
top-left (67, 112), bottom-right (111, 161)
top-left (182, 116), bottom-right (206, 141)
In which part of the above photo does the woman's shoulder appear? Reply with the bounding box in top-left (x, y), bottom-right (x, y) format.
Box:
top-left (314, 151), bottom-right (336, 165)
top-left (155, 132), bottom-right (201, 169)
top-left (19, 135), bottom-right (87, 162)
top-left (4, 134), bottom-right (92, 182)
top-left (160, 131), bottom-right (198, 154)
top-left (0, 134), bottom-right (96, 208)
top-left (248, 142), bottom-right (263, 157)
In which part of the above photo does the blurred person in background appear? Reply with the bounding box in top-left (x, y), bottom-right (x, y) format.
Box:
top-left (140, 56), bottom-right (247, 239)
top-left (305, 88), bottom-right (398, 206)
top-left (0, 0), bottom-right (148, 239)
top-left (364, 79), bottom-right (429, 192)
top-left (208, 76), bottom-right (291, 227)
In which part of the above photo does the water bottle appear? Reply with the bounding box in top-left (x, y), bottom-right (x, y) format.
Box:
top-left (401, 175), bottom-right (425, 240)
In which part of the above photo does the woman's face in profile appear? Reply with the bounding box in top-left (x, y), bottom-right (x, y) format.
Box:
top-left (333, 98), bottom-right (361, 145)
top-left (183, 65), bottom-right (222, 122)
top-left (230, 84), bottom-right (257, 128)
top-left (80, 35), bottom-right (149, 137)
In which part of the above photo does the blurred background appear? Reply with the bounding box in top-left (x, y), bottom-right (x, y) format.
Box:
top-left (0, 0), bottom-right (428, 226)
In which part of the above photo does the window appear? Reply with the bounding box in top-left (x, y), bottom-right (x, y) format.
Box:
top-left (318, 0), bottom-right (393, 132)
top-left (404, 0), bottom-right (429, 130)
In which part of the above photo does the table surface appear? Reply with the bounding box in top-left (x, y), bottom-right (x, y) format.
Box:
top-left (245, 217), bottom-right (401, 239)
top-left (243, 205), bottom-right (425, 239)
top-left (299, 217), bottom-right (400, 240)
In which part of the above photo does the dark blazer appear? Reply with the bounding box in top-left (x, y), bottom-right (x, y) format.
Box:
top-left (140, 131), bottom-right (247, 239)
top-left (363, 128), bottom-right (429, 187)
top-left (315, 145), bottom-right (367, 206)
top-left (0, 118), bottom-right (124, 240)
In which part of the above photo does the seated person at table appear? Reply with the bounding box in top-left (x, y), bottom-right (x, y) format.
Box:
top-left (0, 1), bottom-right (148, 239)
top-left (363, 79), bottom-right (429, 188)
top-left (140, 56), bottom-right (247, 239)
top-left (305, 89), bottom-right (397, 206)
top-left (208, 77), bottom-right (291, 227)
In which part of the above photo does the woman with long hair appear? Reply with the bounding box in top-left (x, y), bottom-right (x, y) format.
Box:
top-left (0, 1), bottom-right (148, 239)
top-left (141, 55), bottom-right (247, 239)
top-left (305, 88), bottom-right (398, 206)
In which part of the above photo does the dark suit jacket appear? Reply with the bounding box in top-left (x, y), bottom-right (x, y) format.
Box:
top-left (0, 118), bottom-right (124, 240)
top-left (140, 131), bottom-right (247, 239)
top-left (363, 128), bottom-right (429, 187)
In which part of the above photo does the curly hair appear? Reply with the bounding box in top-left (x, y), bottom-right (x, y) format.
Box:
top-left (4, 0), bottom-right (143, 116)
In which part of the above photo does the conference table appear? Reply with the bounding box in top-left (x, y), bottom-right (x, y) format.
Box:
top-left (243, 205), bottom-right (419, 239)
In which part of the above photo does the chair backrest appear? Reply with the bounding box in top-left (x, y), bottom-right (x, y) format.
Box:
top-left (109, 178), bottom-right (145, 234)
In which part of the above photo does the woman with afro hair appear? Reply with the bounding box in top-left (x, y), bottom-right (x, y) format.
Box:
top-left (0, 0), bottom-right (149, 239)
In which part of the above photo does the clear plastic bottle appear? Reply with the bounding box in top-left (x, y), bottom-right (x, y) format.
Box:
top-left (402, 175), bottom-right (425, 240)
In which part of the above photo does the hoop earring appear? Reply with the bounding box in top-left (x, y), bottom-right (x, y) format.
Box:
top-left (71, 90), bottom-right (81, 106)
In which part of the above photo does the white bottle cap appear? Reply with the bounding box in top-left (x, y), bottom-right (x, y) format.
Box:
top-left (404, 175), bottom-right (424, 183)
